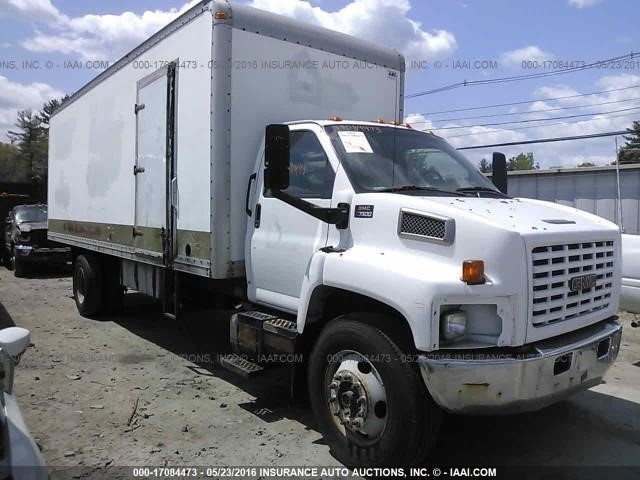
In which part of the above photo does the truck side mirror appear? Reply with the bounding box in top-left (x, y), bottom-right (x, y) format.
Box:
top-left (264, 124), bottom-right (290, 191)
top-left (492, 152), bottom-right (508, 194)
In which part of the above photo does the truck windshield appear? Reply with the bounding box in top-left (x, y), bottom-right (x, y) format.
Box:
top-left (15, 206), bottom-right (47, 224)
top-left (325, 124), bottom-right (501, 196)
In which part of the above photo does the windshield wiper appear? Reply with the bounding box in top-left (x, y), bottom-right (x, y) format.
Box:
top-left (456, 186), bottom-right (505, 196)
top-left (376, 185), bottom-right (462, 196)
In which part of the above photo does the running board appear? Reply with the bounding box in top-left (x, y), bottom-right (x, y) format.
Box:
top-left (219, 353), bottom-right (263, 378)
top-left (229, 311), bottom-right (298, 357)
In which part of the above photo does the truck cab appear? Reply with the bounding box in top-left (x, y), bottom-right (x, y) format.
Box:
top-left (241, 118), bottom-right (622, 463)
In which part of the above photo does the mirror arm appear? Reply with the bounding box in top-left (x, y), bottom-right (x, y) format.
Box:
top-left (270, 189), bottom-right (350, 229)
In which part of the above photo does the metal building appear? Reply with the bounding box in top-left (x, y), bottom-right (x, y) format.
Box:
top-left (506, 164), bottom-right (640, 234)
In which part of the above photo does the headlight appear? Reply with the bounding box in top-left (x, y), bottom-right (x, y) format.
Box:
top-left (0, 350), bottom-right (15, 394)
top-left (440, 310), bottom-right (466, 341)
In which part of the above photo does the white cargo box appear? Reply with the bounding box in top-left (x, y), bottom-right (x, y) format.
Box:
top-left (48, 0), bottom-right (404, 279)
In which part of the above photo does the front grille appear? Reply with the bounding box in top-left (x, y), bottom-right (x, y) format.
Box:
top-left (399, 212), bottom-right (446, 240)
top-left (530, 240), bottom-right (615, 327)
top-left (29, 229), bottom-right (58, 248)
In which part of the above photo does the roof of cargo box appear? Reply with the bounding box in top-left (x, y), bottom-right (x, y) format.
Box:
top-left (51, 0), bottom-right (405, 118)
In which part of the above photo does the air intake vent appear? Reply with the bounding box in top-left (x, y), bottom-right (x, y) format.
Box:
top-left (398, 209), bottom-right (454, 244)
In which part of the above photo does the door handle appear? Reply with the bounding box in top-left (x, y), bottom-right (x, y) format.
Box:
top-left (170, 177), bottom-right (178, 215)
top-left (254, 203), bottom-right (261, 228)
top-left (246, 173), bottom-right (257, 216)
top-left (133, 165), bottom-right (145, 175)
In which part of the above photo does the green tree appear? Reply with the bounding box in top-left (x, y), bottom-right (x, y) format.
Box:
top-left (618, 121), bottom-right (640, 164)
top-left (5, 96), bottom-right (67, 198)
top-left (507, 152), bottom-right (539, 171)
top-left (38, 96), bottom-right (68, 127)
top-left (0, 141), bottom-right (29, 183)
top-left (478, 158), bottom-right (491, 173)
top-left (7, 109), bottom-right (47, 183)
top-left (577, 161), bottom-right (596, 168)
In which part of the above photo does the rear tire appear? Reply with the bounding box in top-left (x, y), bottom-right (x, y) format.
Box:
top-left (308, 315), bottom-right (442, 467)
top-left (73, 254), bottom-right (103, 317)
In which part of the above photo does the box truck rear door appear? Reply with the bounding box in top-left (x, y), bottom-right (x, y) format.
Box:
top-left (133, 64), bottom-right (176, 263)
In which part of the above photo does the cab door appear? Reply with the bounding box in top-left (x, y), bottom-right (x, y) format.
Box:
top-left (245, 125), bottom-right (336, 312)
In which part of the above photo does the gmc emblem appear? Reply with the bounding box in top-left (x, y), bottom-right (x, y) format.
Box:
top-left (569, 274), bottom-right (597, 292)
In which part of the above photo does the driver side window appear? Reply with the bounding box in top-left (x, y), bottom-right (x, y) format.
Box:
top-left (280, 131), bottom-right (335, 199)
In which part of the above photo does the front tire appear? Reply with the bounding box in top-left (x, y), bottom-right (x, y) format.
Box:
top-left (73, 254), bottom-right (103, 317)
top-left (13, 248), bottom-right (25, 277)
top-left (308, 315), bottom-right (441, 467)
top-left (6, 246), bottom-right (15, 271)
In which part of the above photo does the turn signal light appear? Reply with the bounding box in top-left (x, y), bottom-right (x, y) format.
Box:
top-left (214, 12), bottom-right (227, 19)
top-left (461, 260), bottom-right (485, 285)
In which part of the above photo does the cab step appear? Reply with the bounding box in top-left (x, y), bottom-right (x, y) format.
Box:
top-left (219, 353), bottom-right (264, 378)
top-left (230, 311), bottom-right (298, 356)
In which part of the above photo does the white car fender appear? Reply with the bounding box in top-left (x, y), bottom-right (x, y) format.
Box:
top-left (621, 233), bottom-right (640, 313)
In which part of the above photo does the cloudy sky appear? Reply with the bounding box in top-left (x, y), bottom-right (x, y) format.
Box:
top-left (0, 0), bottom-right (639, 168)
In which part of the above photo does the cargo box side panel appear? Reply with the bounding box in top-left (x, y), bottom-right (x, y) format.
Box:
top-left (227, 28), bottom-right (402, 267)
top-left (48, 13), bottom-right (212, 271)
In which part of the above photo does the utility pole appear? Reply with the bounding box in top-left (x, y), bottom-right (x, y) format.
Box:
top-left (614, 136), bottom-right (624, 233)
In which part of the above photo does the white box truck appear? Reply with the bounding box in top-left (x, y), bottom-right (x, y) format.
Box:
top-left (48, 0), bottom-right (623, 466)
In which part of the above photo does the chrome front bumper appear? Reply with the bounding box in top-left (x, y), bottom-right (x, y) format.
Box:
top-left (418, 319), bottom-right (622, 414)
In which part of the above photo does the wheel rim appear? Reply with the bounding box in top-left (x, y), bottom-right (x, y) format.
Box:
top-left (326, 350), bottom-right (388, 441)
top-left (75, 267), bottom-right (86, 304)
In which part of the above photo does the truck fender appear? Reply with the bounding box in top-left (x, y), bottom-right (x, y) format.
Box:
top-left (296, 249), bottom-right (433, 351)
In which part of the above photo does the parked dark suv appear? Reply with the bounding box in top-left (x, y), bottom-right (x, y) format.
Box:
top-left (3, 204), bottom-right (71, 277)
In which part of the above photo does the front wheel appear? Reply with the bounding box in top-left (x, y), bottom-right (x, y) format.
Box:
top-left (13, 251), bottom-right (26, 277)
top-left (6, 246), bottom-right (15, 271)
top-left (308, 316), bottom-right (442, 467)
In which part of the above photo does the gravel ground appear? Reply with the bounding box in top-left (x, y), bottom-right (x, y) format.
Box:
top-left (0, 267), bottom-right (638, 476)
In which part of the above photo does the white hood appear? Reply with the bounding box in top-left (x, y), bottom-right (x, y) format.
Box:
top-left (412, 196), bottom-right (618, 236)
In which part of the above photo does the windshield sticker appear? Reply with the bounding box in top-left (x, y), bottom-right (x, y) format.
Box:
top-left (337, 131), bottom-right (374, 153)
top-left (354, 205), bottom-right (374, 218)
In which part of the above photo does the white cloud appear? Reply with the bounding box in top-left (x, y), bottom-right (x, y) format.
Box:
top-left (250, 0), bottom-right (457, 60)
top-left (22, 31), bottom-right (106, 60)
top-left (0, 0), bottom-right (65, 24)
top-left (404, 113), bottom-right (435, 131)
top-left (500, 46), bottom-right (554, 68)
top-left (568, 0), bottom-right (601, 8)
top-left (17, 0), bottom-right (201, 60)
top-left (0, 75), bottom-right (65, 141)
top-left (12, 0), bottom-right (456, 62)
top-left (533, 84), bottom-right (580, 100)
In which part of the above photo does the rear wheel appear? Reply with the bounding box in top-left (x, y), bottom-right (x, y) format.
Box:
top-left (73, 254), bottom-right (103, 317)
top-left (308, 315), bottom-right (442, 467)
